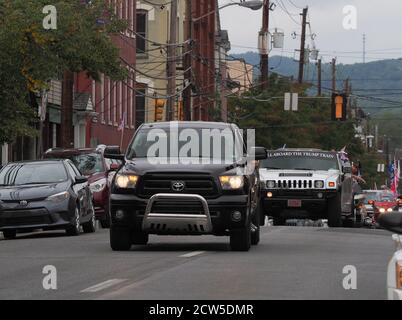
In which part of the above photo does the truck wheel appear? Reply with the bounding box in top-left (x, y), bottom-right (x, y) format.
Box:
top-left (230, 224), bottom-right (251, 251)
top-left (328, 192), bottom-right (342, 228)
top-left (132, 231), bottom-right (149, 245)
top-left (273, 216), bottom-right (286, 226)
top-left (3, 230), bottom-right (17, 240)
top-left (110, 227), bottom-right (132, 251)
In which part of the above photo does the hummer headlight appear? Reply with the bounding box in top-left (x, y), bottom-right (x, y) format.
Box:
top-left (314, 180), bottom-right (324, 189)
top-left (266, 180), bottom-right (276, 189)
top-left (379, 208), bottom-right (386, 213)
top-left (115, 174), bottom-right (138, 189)
top-left (219, 176), bottom-right (244, 190)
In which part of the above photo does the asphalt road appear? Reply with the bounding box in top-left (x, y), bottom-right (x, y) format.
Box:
top-left (0, 225), bottom-right (395, 300)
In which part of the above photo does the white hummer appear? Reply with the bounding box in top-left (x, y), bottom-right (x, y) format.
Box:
top-left (259, 149), bottom-right (356, 227)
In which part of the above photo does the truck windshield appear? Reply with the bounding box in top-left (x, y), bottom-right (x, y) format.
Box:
top-left (126, 128), bottom-right (243, 163)
top-left (261, 151), bottom-right (339, 171)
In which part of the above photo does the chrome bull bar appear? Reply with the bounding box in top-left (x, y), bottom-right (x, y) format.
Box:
top-left (142, 194), bottom-right (213, 234)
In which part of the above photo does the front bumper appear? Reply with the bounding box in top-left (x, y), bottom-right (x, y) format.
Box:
top-left (0, 200), bottom-right (74, 231)
top-left (261, 189), bottom-right (337, 215)
top-left (110, 193), bottom-right (249, 235)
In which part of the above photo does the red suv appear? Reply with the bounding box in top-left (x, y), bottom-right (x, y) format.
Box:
top-left (44, 145), bottom-right (121, 228)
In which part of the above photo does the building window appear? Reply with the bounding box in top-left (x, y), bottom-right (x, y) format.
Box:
top-left (136, 10), bottom-right (147, 55)
top-left (135, 88), bottom-right (146, 129)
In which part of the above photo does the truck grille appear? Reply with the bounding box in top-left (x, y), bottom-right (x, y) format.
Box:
top-left (276, 180), bottom-right (314, 189)
top-left (138, 173), bottom-right (218, 198)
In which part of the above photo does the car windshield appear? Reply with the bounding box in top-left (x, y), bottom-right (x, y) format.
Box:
top-left (364, 192), bottom-right (381, 204)
top-left (261, 151), bottom-right (339, 171)
top-left (0, 163), bottom-right (68, 186)
top-left (126, 128), bottom-right (243, 163)
top-left (70, 153), bottom-right (104, 176)
top-left (379, 193), bottom-right (395, 202)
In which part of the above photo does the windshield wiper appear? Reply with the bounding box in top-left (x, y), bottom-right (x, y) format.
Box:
top-left (18, 182), bottom-right (50, 186)
top-left (293, 168), bottom-right (313, 171)
top-left (264, 167), bottom-right (282, 170)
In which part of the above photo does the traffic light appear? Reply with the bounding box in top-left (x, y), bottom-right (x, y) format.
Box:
top-left (154, 98), bottom-right (165, 122)
top-left (331, 93), bottom-right (347, 121)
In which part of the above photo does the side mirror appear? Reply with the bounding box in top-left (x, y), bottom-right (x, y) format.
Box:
top-left (251, 147), bottom-right (267, 161)
top-left (75, 176), bottom-right (88, 184)
top-left (104, 146), bottom-right (125, 161)
top-left (342, 164), bottom-right (352, 174)
top-left (378, 212), bottom-right (402, 235)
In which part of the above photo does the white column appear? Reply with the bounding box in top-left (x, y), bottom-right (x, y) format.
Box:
top-left (1, 144), bottom-right (8, 165)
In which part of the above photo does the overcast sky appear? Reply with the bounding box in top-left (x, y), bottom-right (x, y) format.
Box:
top-left (219, 0), bottom-right (402, 65)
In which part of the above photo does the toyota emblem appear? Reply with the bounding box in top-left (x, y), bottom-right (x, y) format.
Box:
top-left (171, 181), bottom-right (185, 192)
top-left (19, 200), bottom-right (28, 207)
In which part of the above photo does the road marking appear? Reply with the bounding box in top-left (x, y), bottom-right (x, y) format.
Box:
top-left (81, 279), bottom-right (128, 293)
top-left (179, 251), bottom-right (205, 258)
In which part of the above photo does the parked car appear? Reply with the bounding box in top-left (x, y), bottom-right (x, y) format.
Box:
top-left (44, 145), bottom-right (121, 228)
top-left (372, 191), bottom-right (400, 224)
top-left (0, 160), bottom-right (96, 239)
top-left (378, 212), bottom-right (402, 300)
top-left (105, 121), bottom-right (267, 252)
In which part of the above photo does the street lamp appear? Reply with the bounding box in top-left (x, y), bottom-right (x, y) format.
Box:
top-left (193, 1), bottom-right (263, 22)
top-left (219, 1), bottom-right (264, 11)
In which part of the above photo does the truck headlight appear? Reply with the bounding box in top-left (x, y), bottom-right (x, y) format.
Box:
top-left (266, 180), bottom-right (276, 189)
top-left (379, 208), bottom-right (386, 213)
top-left (314, 180), bottom-right (324, 189)
top-left (115, 174), bottom-right (138, 189)
top-left (90, 178), bottom-right (107, 193)
top-left (219, 176), bottom-right (244, 190)
top-left (45, 191), bottom-right (70, 203)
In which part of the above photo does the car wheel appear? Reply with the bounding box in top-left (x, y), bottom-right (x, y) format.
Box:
top-left (100, 211), bottom-right (111, 229)
top-left (110, 227), bottom-right (131, 251)
top-left (66, 207), bottom-right (81, 236)
top-left (3, 230), bottom-right (17, 240)
top-left (83, 212), bottom-right (96, 234)
top-left (230, 223), bottom-right (251, 252)
top-left (328, 192), bottom-right (342, 228)
top-left (132, 231), bottom-right (149, 245)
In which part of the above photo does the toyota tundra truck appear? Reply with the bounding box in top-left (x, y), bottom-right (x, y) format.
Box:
top-left (259, 149), bottom-right (355, 227)
top-left (105, 122), bottom-right (267, 251)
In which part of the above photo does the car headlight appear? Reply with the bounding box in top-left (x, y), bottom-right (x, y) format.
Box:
top-left (314, 180), bottom-right (324, 189)
top-left (266, 180), bottom-right (276, 189)
top-left (90, 178), bottom-right (107, 193)
top-left (115, 174), bottom-right (139, 189)
top-left (45, 191), bottom-right (70, 203)
top-left (219, 176), bottom-right (244, 190)
top-left (379, 208), bottom-right (386, 213)
top-left (387, 208), bottom-right (393, 213)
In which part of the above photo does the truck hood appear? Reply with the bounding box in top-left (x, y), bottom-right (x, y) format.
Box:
top-left (121, 158), bottom-right (243, 176)
top-left (259, 168), bottom-right (340, 181)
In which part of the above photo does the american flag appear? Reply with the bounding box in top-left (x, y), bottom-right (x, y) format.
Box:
top-left (391, 158), bottom-right (400, 195)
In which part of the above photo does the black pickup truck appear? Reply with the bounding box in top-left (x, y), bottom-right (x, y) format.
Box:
top-left (105, 121), bottom-right (267, 251)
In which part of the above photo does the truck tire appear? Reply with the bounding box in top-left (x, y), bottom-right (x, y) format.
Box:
top-left (273, 216), bottom-right (286, 226)
top-left (110, 227), bottom-right (132, 251)
top-left (328, 192), bottom-right (342, 228)
top-left (132, 231), bottom-right (149, 245)
top-left (3, 230), bottom-right (17, 240)
top-left (230, 224), bottom-right (251, 251)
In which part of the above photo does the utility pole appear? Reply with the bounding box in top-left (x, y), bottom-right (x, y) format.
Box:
top-left (61, 70), bottom-right (74, 149)
top-left (331, 58), bottom-right (337, 93)
top-left (260, 0), bottom-right (270, 90)
top-left (166, 0), bottom-right (178, 121)
top-left (298, 7), bottom-right (308, 84)
top-left (183, 0), bottom-right (192, 121)
top-left (317, 58), bottom-right (322, 96)
top-left (363, 34), bottom-right (366, 64)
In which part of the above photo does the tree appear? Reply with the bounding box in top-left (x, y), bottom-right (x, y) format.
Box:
top-left (0, 0), bottom-right (128, 144)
